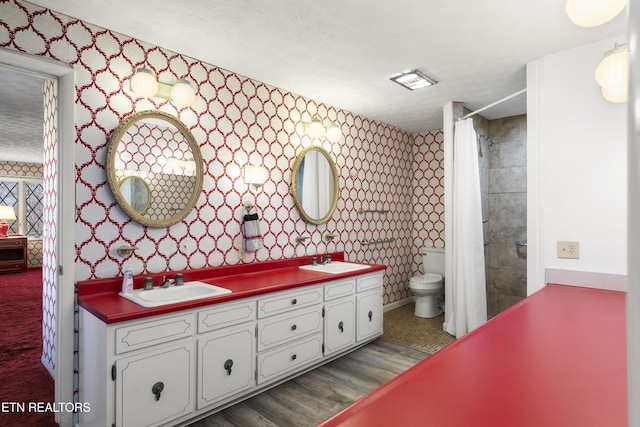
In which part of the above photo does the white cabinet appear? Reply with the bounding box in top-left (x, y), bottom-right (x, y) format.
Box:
top-left (80, 268), bottom-right (384, 426)
top-left (257, 305), bottom-right (323, 351)
top-left (198, 324), bottom-right (255, 409)
top-left (257, 333), bottom-right (323, 384)
top-left (116, 342), bottom-right (195, 427)
top-left (356, 273), bottom-right (384, 342)
top-left (324, 297), bottom-right (355, 355)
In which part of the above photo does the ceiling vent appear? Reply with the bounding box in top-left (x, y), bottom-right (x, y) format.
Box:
top-left (389, 69), bottom-right (437, 91)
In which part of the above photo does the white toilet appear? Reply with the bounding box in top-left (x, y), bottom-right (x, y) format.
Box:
top-left (409, 247), bottom-right (445, 318)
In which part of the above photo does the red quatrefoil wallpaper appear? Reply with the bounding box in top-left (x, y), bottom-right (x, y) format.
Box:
top-left (2, 0), bottom-right (444, 372)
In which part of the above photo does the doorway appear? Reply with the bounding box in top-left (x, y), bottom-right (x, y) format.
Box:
top-left (0, 47), bottom-right (75, 427)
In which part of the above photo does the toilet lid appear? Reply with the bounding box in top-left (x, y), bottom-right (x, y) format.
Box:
top-left (410, 273), bottom-right (443, 285)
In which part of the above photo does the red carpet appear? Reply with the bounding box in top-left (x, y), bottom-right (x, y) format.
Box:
top-left (0, 268), bottom-right (57, 426)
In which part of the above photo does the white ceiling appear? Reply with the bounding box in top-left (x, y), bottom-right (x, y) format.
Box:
top-left (1, 1), bottom-right (628, 164)
top-left (0, 67), bottom-right (44, 164)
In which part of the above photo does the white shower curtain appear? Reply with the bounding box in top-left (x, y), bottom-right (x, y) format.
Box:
top-left (444, 118), bottom-right (487, 339)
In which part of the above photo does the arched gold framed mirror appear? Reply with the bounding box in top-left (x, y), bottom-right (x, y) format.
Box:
top-left (291, 146), bottom-right (339, 224)
top-left (106, 110), bottom-right (203, 227)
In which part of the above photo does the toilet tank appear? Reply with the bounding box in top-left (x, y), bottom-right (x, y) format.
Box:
top-left (421, 247), bottom-right (445, 276)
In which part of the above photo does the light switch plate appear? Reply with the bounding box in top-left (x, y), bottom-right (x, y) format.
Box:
top-left (557, 241), bottom-right (579, 259)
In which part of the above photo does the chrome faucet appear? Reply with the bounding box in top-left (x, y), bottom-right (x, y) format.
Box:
top-left (159, 276), bottom-right (173, 288)
top-left (321, 255), bottom-right (332, 265)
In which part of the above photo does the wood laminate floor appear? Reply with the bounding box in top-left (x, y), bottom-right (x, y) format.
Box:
top-left (188, 339), bottom-right (429, 427)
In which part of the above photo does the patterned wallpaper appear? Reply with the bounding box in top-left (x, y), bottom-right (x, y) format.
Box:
top-left (2, 0), bottom-right (445, 373)
top-left (42, 78), bottom-right (58, 374)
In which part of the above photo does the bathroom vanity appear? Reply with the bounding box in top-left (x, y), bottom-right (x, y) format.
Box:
top-left (78, 253), bottom-right (385, 427)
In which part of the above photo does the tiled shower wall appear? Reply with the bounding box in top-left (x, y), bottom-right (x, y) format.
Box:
top-left (486, 115), bottom-right (527, 316)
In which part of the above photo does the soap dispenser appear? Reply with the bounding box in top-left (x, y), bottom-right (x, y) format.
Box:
top-left (121, 265), bottom-right (134, 294)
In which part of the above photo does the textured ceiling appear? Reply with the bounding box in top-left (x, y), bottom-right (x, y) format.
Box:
top-left (0, 67), bottom-right (44, 164)
top-left (2, 1), bottom-right (628, 164)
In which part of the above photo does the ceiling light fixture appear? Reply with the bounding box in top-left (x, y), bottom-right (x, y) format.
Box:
top-left (595, 42), bottom-right (629, 103)
top-left (389, 69), bottom-right (437, 91)
top-left (130, 67), bottom-right (197, 107)
top-left (565, 0), bottom-right (628, 27)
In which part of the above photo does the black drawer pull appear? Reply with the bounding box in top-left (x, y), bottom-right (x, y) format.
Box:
top-left (224, 359), bottom-right (234, 375)
top-left (291, 354), bottom-right (297, 361)
top-left (338, 321), bottom-right (344, 332)
top-left (151, 382), bottom-right (164, 401)
top-left (291, 324), bottom-right (297, 331)
top-left (368, 311), bottom-right (373, 322)
top-left (291, 298), bottom-right (297, 305)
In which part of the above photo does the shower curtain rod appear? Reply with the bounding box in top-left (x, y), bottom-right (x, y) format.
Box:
top-left (457, 88), bottom-right (527, 121)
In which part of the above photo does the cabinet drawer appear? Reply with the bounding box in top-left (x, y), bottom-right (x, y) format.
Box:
top-left (356, 272), bottom-right (383, 293)
top-left (257, 306), bottom-right (322, 351)
top-left (115, 313), bottom-right (195, 354)
top-left (324, 279), bottom-right (355, 301)
top-left (0, 239), bottom-right (24, 248)
top-left (257, 286), bottom-right (322, 318)
top-left (198, 299), bottom-right (256, 333)
top-left (256, 333), bottom-right (323, 384)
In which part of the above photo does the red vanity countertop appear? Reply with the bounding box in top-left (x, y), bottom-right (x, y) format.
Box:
top-left (78, 252), bottom-right (386, 324)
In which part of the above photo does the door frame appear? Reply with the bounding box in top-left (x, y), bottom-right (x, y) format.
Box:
top-left (0, 47), bottom-right (75, 427)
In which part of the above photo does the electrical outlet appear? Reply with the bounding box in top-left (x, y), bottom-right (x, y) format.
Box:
top-left (557, 241), bottom-right (580, 259)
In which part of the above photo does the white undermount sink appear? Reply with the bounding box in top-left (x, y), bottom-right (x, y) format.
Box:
top-left (120, 281), bottom-right (231, 307)
top-left (299, 261), bottom-right (371, 275)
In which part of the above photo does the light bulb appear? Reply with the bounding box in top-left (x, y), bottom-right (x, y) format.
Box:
top-left (326, 123), bottom-right (342, 143)
top-left (566, 0), bottom-right (627, 27)
top-left (130, 68), bottom-right (158, 98)
top-left (595, 44), bottom-right (628, 103)
top-left (171, 79), bottom-right (196, 107)
top-left (306, 118), bottom-right (325, 139)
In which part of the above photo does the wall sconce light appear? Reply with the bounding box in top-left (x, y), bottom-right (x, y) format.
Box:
top-left (595, 42), bottom-right (629, 103)
top-left (566, 0), bottom-right (627, 27)
top-left (302, 118), bottom-right (343, 143)
top-left (0, 205), bottom-right (17, 238)
top-left (130, 67), bottom-right (197, 107)
top-left (243, 164), bottom-right (269, 189)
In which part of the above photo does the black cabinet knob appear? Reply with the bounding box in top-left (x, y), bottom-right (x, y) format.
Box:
top-left (368, 311), bottom-right (373, 322)
top-left (291, 298), bottom-right (297, 305)
top-left (224, 359), bottom-right (234, 375)
top-left (291, 324), bottom-right (297, 331)
top-left (151, 382), bottom-right (164, 401)
top-left (291, 354), bottom-right (297, 361)
top-left (338, 321), bottom-right (344, 332)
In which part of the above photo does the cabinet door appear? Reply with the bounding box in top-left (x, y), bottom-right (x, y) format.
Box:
top-left (324, 297), bottom-right (355, 355)
top-left (116, 342), bottom-right (195, 427)
top-left (356, 289), bottom-right (383, 342)
top-left (197, 324), bottom-right (255, 409)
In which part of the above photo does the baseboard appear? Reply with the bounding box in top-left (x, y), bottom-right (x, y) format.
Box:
top-left (383, 297), bottom-right (413, 312)
top-left (545, 268), bottom-right (627, 292)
